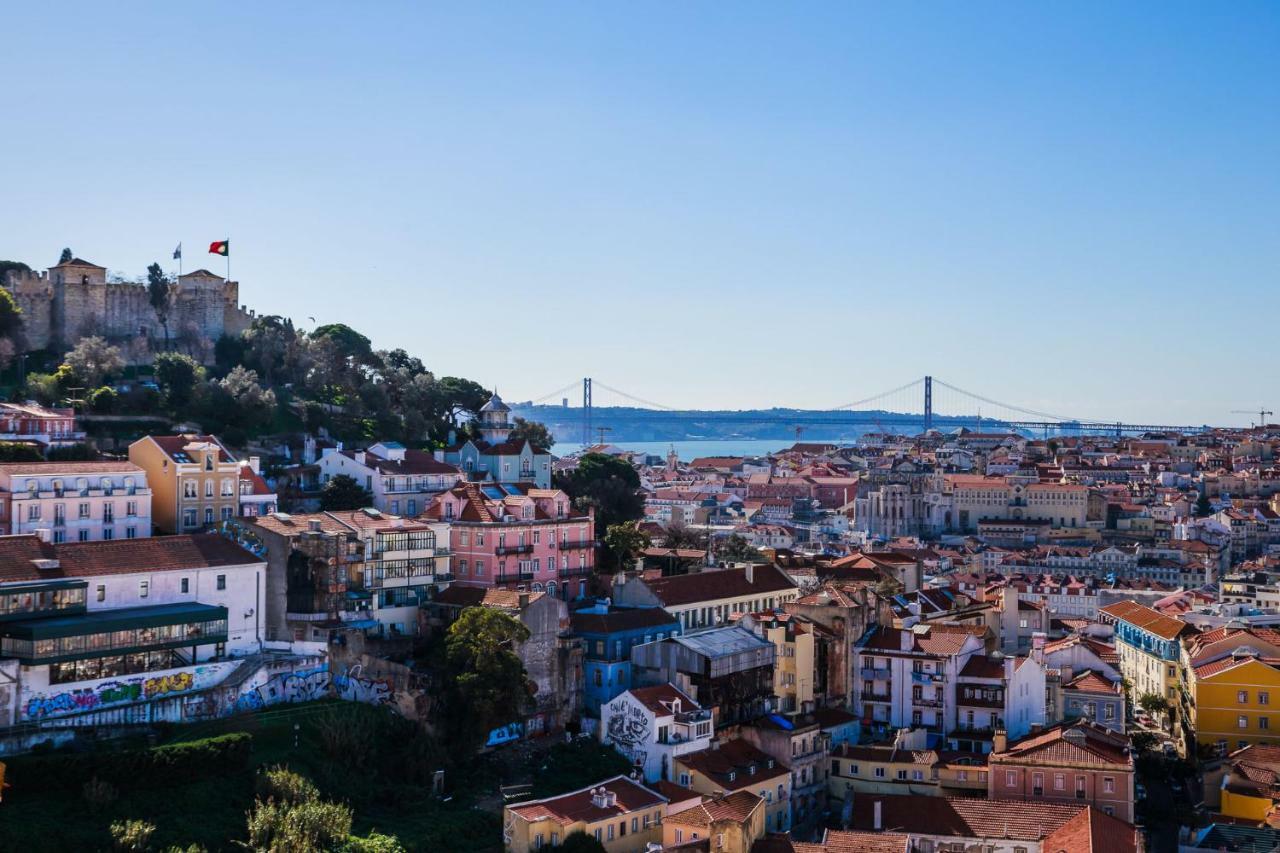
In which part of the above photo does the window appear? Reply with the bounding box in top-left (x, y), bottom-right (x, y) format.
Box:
top-left (874, 768), bottom-right (885, 778)
top-left (184, 480), bottom-right (197, 498)
top-left (1006, 770), bottom-right (1017, 787)
top-left (204, 507), bottom-right (214, 524)
top-left (912, 770), bottom-right (924, 781)
top-left (1103, 777), bottom-right (1115, 793)
top-left (126, 526), bottom-right (136, 539)
top-left (96, 584), bottom-right (105, 602)
top-left (1239, 690), bottom-right (1249, 704)
top-left (204, 480), bottom-right (214, 498)
top-left (78, 529), bottom-right (89, 542)
top-left (217, 574), bottom-right (226, 591)
top-left (1054, 773), bottom-right (1064, 790)
top-left (1239, 715), bottom-right (1249, 729)
top-left (183, 509), bottom-right (197, 528)
top-left (181, 578), bottom-right (189, 594)
top-left (897, 770), bottom-right (907, 780)
top-left (139, 580), bottom-right (149, 598)
top-left (1261, 692), bottom-right (1271, 706)
top-left (1261, 717), bottom-right (1270, 731)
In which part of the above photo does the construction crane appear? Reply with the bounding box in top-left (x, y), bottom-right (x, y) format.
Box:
top-left (1231, 407), bottom-right (1273, 428)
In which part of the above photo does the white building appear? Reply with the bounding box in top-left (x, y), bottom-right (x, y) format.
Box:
top-left (600, 683), bottom-right (713, 783)
top-left (0, 533), bottom-right (266, 727)
top-left (318, 441), bottom-right (462, 517)
top-left (0, 460), bottom-right (152, 542)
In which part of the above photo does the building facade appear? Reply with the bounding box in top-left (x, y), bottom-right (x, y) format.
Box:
top-left (129, 434), bottom-right (242, 533)
top-left (0, 461), bottom-right (151, 542)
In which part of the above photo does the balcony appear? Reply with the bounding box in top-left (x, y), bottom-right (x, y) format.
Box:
top-left (913, 696), bottom-right (945, 708)
top-left (495, 544), bottom-right (534, 556)
top-left (495, 573), bottom-right (535, 585)
top-left (558, 566), bottom-right (593, 579)
top-left (911, 671), bottom-right (946, 684)
top-left (558, 539), bottom-right (598, 551)
top-left (957, 694), bottom-right (1004, 709)
top-left (860, 691), bottom-right (891, 703)
top-left (860, 668), bottom-right (891, 681)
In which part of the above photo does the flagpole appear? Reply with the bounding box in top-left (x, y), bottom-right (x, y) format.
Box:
top-left (226, 241), bottom-right (230, 284)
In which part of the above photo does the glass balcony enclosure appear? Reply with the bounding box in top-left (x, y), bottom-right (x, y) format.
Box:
top-left (0, 602), bottom-right (228, 664)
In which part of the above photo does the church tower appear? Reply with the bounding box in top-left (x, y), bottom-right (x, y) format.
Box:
top-left (477, 392), bottom-right (513, 445)
top-left (666, 444), bottom-right (679, 471)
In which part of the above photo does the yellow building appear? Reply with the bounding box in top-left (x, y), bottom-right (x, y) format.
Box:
top-left (1214, 745), bottom-right (1280, 825)
top-left (1188, 653), bottom-right (1280, 756)
top-left (1099, 600), bottom-right (1193, 727)
top-left (827, 732), bottom-right (941, 799)
top-left (675, 739), bottom-right (793, 834)
top-left (502, 775), bottom-right (666, 853)
top-left (663, 791), bottom-right (766, 853)
top-left (943, 474), bottom-right (1087, 533)
top-left (129, 434), bottom-right (240, 534)
top-left (742, 612), bottom-right (816, 713)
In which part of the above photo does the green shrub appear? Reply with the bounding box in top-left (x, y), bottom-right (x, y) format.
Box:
top-left (257, 766), bottom-right (320, 806)
top-left (110, 819), bottom-right (156, 851)
top-left (7, 732), bottom-right (252, 793)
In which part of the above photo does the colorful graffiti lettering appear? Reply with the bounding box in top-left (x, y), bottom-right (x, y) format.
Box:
top-left (143, 671), bottom-right (194, 699)
top-left (98, 680), bottom-right (142, 705)
top-left (334, 665), bottom-right (392, 706)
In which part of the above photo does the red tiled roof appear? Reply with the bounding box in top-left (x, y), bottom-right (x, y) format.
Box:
top-left (849, 796), bottom-right (1122, 846)
top-left (627, 683), bottom-right (701, 715)
top-left (0, 461), bottom-right (144, 475)
top-left (1042, 803), bottom-right (1141, 853)
top-left (570, 607), bottom-right (680, 634)
top-left (677, 739), bottom-right (790, 790)
top-left (1064, 669), bottom-right (1120, 695)
top-left (0, 533), bottom-right (260, 583)
top-left (1098, 600), bottom-right (1194, 641)
top-left (666, 790), bottom-right (763, 828)
top-left (145, 434), bottom-right (235, 463)
top-left (643, 565), bottom-right (797, 607)
top-left (993, 721), bottom-right (1132, 767)
top-left (508, 775), bottom-right (665, 826)
top-left (793, 831), bottom-right (911, 853)
top-left (861, 624), bottom-right (985, 657)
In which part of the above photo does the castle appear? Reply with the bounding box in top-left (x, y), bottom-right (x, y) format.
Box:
top-left (2, 257), bottom-right (255, 362)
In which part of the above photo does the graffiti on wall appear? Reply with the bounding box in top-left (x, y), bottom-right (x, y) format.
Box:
top-left (230, 664), bottom-right (393, 715)
top-left (22, 663), bottom-right (233, 721)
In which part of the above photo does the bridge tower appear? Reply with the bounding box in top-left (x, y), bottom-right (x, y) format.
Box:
top-left (582, 377), bottom-right (593, 447)
top-left (923, 375), bottom-right (933, 432)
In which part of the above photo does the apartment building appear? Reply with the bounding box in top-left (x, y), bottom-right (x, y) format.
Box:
top-left (0, 401), bottom-right (84, 447)
top-left (937, 474), bottom-right (1087, 533)
top-left (571, 602), bottom-right (682, 716)
top-left (739, 611), bottom-right (817, 713)
top-left (612, 565), bottom-right (799, 633)
top-left (426, 481), bottom-right (594, 601)
top-left (675, 738), bottom-right (793, 834)
top-left (987, 722), bottom-right (1136, 822)
top-left (129, 434), bottom-right (241, 533)
top-left (1100, 600), bottom-right (1196, 722)
top-left (1181, 625), bottom-right (1280, 756)
top-left (600, 683), bottom-right (712, 783)
top-left (631, 627), bottom-right (777, 728)
top-left (737, 713), bottom-right (830, 830)
top-left (663, 791), bottom-right (766, 853)
top-left (0, 460), bottom-right (151, 542)
top-left (317, 441), bottom-right (461, 517)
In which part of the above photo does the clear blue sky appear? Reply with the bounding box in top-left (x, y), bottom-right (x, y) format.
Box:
top-left (4, 3), bottom-right (1278, 425)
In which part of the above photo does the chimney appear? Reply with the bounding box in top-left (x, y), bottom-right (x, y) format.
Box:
top-left (993, 728), bottom-right (1008, 753)
top-left (900, 629), bottom-right (914, 652)
top-left (34, 528), bottom-right (52, 543)
top-left (354, 450), bottom-right (366, 465)
top-left (518, 592), bottom-right (530, 609)
top-left (744, 563), bottom-right (755, 584)
top-left (873, 800), bottom-right (882, 831)
top-left (248, 456), bottom-right (262, 475)
top-left (308, 519), bottom-right (322, 533)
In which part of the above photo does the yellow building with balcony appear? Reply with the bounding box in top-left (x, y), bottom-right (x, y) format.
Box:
top-left (502, 775), bottom-right (667, 853)
top-left (129, 434), bottom-right (240, 534)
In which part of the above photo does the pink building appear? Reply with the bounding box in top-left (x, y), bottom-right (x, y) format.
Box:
top-left (987, 720), bottom-right (1136, 822)
top-left (425, 482), bottom-right (595, 600)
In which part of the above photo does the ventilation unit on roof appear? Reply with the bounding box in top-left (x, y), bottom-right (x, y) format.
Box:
top-left (362, 508), bottom-right (383, 518)
top-left (32, 558), bottom-right (60, 571)
top-left (275, 512), bottom-right (293, 522)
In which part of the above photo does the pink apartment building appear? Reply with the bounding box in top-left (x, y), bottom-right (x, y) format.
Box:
top-left (425, 482), bottom-right (595, 600)
top-left (987, 720), bottom-right (1136, 822)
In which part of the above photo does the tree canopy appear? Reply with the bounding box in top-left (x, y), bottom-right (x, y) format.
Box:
top-left (320, 474), bottom-right (373, 511)
top-left (439, 607), bottom-right (532, 756)
top-left (510, 417), bottom-right (554, 449)
top-left (556, 452), bottom-right (644, 538)
top-left (604, 520), bottom-right (650, 570)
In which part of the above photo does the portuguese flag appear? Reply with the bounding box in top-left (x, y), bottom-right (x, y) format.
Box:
top-left (209, 240), bottom-right (230, 256)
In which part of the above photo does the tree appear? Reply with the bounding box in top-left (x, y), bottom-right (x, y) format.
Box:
top-left (0, 442), bottom-right (44, 462)
top-left (109, 819), bottom-right (155, 852)
top-left (431, 376), bottom-right (491, 428)
top-left (558, 831), bottom-right (608, 853)
top-left (63, 336), bottom-right (125, 389)
top-left (311, 323), bottom-right (374, 366)
top-left (24, 372), bottom-right (62, 406)
top-left (245, 767), bottom-right (354, 853)
top-left (605, 520), bottom-right (650, 570)
top-left (0, 260), bottom-right (32, 279)
top-left (59, 248), bottom-right (73, 264)
top-left (664, 526), bottom-right (710, 550)
top-left (557, 452), bottom-right (643, 537)
top-left (212, 366), bottom-right (278, 432)
top-left (88, 386), bottom-right (119, 414)
top-left (1129, 730), bottom-right (1160, 754)
top-left (440, 607), bottom-right (532, 756)
top-left (1194, 493), bottom-right (1212, 518)
top-left (510, 417), bottom-right (554, 449)
top-left (0, 287), bottom-right (23, 341)
top-left (717, 534), bottom-right (761, 562)
top-left (146, 262), bottom-right (172, 350)
top-left (153, 351), bottom-right (203, 411)
top-left (320, 474), bottom-right (373, 511)
top-left (1138, 692), bottom-right (1171, 719)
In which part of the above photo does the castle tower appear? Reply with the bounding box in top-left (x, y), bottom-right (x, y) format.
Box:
top-left (477, 392), bottom-right (513, 445)
top-left (49, 257), bottom-right (108, 346)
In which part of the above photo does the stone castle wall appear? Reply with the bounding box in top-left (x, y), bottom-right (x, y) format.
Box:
top-left (2, 268), bottom-right (256, 363)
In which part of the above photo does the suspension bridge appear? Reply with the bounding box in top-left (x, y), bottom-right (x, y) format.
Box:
top-left (512, 376), bottom-right (1216, 445)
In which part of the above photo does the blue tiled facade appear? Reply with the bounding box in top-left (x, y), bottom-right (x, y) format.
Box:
top-left (576, 609), bottom-right (682, 716)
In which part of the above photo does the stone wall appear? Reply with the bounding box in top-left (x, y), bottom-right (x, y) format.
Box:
top-left (1, 266), bottom-right (257, 363)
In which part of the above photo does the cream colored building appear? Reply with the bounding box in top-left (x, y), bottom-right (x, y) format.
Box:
top-left (740, 612), bottom-right (815, 713)
top-left (129, 434), bottom-right (240, 534)
top-left (941, 474), bottom-right (1087, 534)
top-left (663, 791), bottom-right (766, 853)
top-left (502, 775), bottom-right (666, 853)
